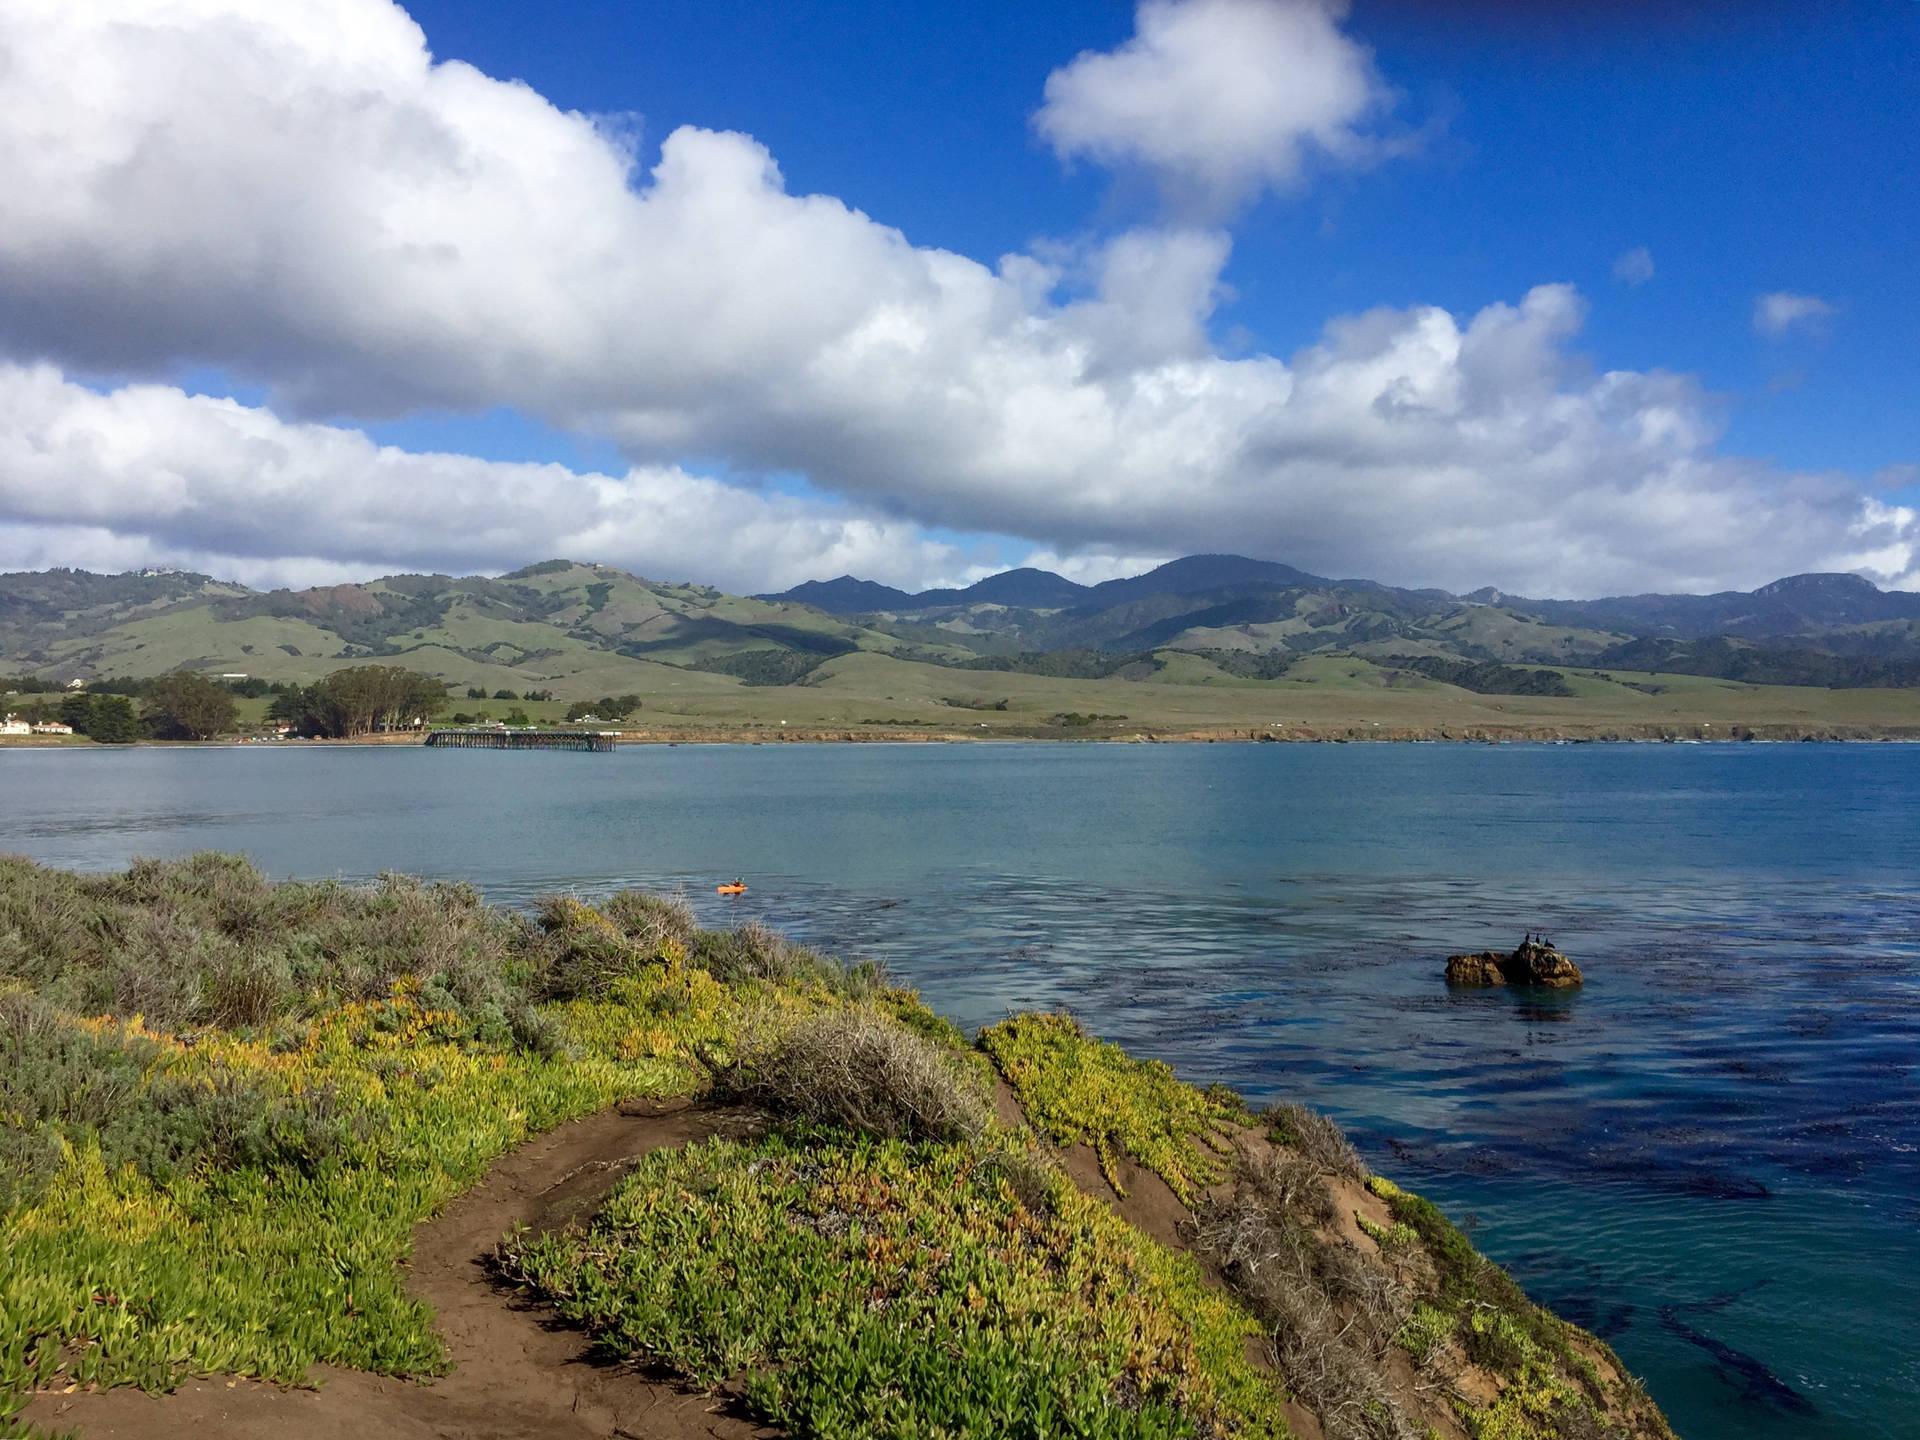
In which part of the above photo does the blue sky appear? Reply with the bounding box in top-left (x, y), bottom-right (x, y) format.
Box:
top-left (0, 0), bottom-right (1915, 595)
top-left (393, 0), bottom-right (1918, 482)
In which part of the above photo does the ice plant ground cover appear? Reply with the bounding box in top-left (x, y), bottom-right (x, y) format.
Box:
top-left (1, 853), bottom-right (1672, 1440)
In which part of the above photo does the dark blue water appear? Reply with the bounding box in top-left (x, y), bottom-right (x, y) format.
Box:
top-left (3, 742), bottom-right (1916, 1439)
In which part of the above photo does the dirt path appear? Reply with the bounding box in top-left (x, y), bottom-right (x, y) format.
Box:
top-left (27, 1098), bottom-right (776, 1440)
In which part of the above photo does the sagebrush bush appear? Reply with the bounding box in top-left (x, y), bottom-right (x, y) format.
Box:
top-left (688, 919), bottom-right (886, 1000)
top-left (0, 854), bottom-right (530, 1033)
top-left (532, 894), bottom-right (652, 1000)
top-left (1194, 1133), bottom-right (1416, 1440)
top-left (601, 889), bottom-right (696, 955)
top-left (0, 991), bottom-right (364, 1208)
top-left (1240, 1143), bottom-right (1337, 1227)
top-left (1266, 1101), bottom-right (1368, 1183)
top-left (716, 1006), bottom-right (990, 1143)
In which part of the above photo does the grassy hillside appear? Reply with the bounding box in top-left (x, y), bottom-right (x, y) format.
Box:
top-left (5, 562), bottom-right (1920, 740)
top-left (3, 855), bottom-right (1674, 1440)
top-left (0, 562), bottom-right (963, 698)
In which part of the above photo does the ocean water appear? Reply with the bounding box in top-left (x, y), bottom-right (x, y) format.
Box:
top-left (2, 740), bottom-right (1916, 1439)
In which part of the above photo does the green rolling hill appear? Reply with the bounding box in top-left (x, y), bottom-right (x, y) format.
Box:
top-left (5, 556), bottom-right (1920, 739)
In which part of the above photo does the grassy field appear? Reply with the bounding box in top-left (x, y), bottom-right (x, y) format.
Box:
top-left (11, 652), bottom-right (1920, 748)
top-left (398, 651), bottom-right (1920, 741)
top-left (1, 855), bottom-right (1673, 1440)
top-left (9, 652), bottom-right (1920, 748)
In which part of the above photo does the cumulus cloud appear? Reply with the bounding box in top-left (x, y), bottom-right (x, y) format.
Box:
top-left (1034, 0), bottom-right (1393, 212)
top-left (1612, 246), bottom-right (1654, 286)
top-left (0, 365), bottom-right (957, 593)
top-left (0, 0), bottom-right (1911, 597)
top-left (1005, 550), bottom-right (1176, 586)
top-left (1753, 291), bottom-right (1835, 337)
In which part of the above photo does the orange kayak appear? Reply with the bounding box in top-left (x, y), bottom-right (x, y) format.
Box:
top-left (716, 883), bottom-right (748, 895)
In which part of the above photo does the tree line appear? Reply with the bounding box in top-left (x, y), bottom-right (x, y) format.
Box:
top-left (4, 666), bottom-right (450, 742)
top-left (268, 667), bottom-right (448, 738)
top-left (2, 672), bottom-right (235, 742)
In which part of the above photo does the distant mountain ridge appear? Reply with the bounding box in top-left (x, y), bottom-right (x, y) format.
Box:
top-left (1511, 571), bottom-right (1920, 640)
top-left (756, 554), bottom-right (1335, 614)
top-left (6, 554), bottom-right (1920, 694)
top-left (762, 556), bottom-right (1920, 641)
top-left (755, 555), bottom-right (1920, 684)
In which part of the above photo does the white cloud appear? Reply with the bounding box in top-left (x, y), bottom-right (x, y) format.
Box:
top-left (0, 0), bottom-right (1911, 599)
top-left (1753, 291), bottom-right (1835, 337)
top-left (1006, 550), bottom-right (1176, 586)
top-left (1034, 0), bottom-right (1392, 213)
top-left (0, 365), bottom-right (956, 593)
top-left (1612, 246), bottom-right (1654, 286)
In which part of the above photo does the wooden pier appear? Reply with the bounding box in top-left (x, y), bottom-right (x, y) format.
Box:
top-left (424, 729), bottom-right (615, 752)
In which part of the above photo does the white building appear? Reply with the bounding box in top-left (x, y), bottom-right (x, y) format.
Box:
top-left (0, 715), bottom-right (30, 736)
top-left (32, 721), bottom-right (74, 735)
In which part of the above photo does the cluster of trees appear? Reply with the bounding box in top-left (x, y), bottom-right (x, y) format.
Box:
top-left (1594, 637), bottom-right (1920, 689)
top-left (465, 687), bottom-right (554, 701)
top-left (143, 671), bottom-right (239, 739)
top-left (565, 694), bottom-right (641, 722)
top-left (55, 692), bottom-right (141, 743)
top-left (953, 650), bottom-right (1166, 681)
top-left (689, 649), bottom-right (833, 686)
top-left (269, 667), bottom-right (447, 738)
top-left (8, 666), bottom-right (447, 742)
top-left (1190, 649), bottom-right (1299, 681)
top-left (1386, 655), bottom-right (1576, 698)
top-left (5, 672), bottom-right (236, 742)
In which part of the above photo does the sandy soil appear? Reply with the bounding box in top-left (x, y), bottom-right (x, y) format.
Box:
top-left (26, 1097), bottom-right (775, 1440)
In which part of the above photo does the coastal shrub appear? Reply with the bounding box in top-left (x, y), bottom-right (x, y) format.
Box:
top-left (1195, 1138), bottom-right (1417, 1440)
top-left (0, 855), bottom-right (531, 1033)
top-left (0, 993), bottom-right (364, 1208)
top-left (1356, 1213), bottom-right (1420, 1253)
top-left (204, 948), bottom-right (293, 1029)
top-left (687, 918), bottom-right (888, 1001)
top-left (506, 1002), bottom-right (574, 1060)
top-left (532, 895), bottom-right (653, 999)
top-left (496, 1128), bottom-right (1288, 1440)
top-left (978, 1012), bottom-right (1239, 1202)
top-left (1241, 1144), bottom-right (1337, 1227)
top-left (1268, 1102), bottom-right (1368, 1184)
top-left (877, 987), bottom-right (968, 1050)
top-left (601, 889), bottom-right (697, 955)
top-left (715, 1006), bottom-right (990, 1143)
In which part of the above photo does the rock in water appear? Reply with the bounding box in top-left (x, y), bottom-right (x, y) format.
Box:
top-left (1444, 952), bottom-right (1509, 986)
top-left (1511, 938), bottom-right (1583, 986)
top-left (1446, 938), bottom-right (1583, 987)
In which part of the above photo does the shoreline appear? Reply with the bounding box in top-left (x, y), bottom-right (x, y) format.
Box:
top-left (8, 721), bottom-right (1920, 750)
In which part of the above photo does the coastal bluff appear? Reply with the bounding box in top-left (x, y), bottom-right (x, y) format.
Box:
top-left (1447, 936), bottom-right (1585, 987)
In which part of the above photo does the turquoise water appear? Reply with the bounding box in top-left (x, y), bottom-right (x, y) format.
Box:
top-left (3, 741), bottom-right (1917, 1438)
